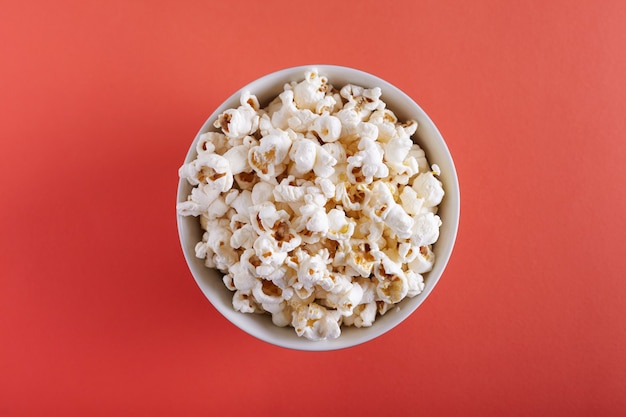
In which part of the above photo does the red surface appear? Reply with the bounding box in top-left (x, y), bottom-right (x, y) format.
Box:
top-left (2, 0), bottom-right (626, 415)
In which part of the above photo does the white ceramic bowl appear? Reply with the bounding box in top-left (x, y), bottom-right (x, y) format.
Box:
top-left (177, 65), bottom-right (459, 351)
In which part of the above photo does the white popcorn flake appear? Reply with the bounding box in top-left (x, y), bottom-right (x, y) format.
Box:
top-left (406, 270), bottom-right (425, 298)
top-left (291, 302), bottom-right (341, 341)
top-left (230, 261), bottom-right (257, 292)
top-left (315, 177), bottom-right (336, 199)
top-left (340, 84), bottom-right (382, 119)
top-left (248, 130), bottom-right (292, 181)
top-left (321, 142), bottom-right (347, 164)
top-left (182, 153), bottom-right (234, 192)
top-left (311, 114), bottom-right (342, 143)
top-left (270, 219), bottom-right (302, 253)
top-left (412, 169), bottom-right (444, 208)
top-left (323, 281), bottom-right (364, 317)
top-left (251, 182), bottom-right (276, 207)
top-left (250, 201), bottom-right (288, 234)
top-left (409, 146), bottom-right (430, 174)
top-left (214, 101), bottom-right (259, 139)
top-left (431, 163), bottom-right (441, 176)
top-left (287, 109), bottom-right (317, 133)
top-left (408, 244), bottom-right (436, 274)
top-left (293, 250), bottom-right (332, 291)
top-left (206, 194), bottom-right (229, 219)
top-left (312, 144), bottom-right (337, 178)
top-left (346, 241), bottom-right (380, 278)
top-left (343, 302), bottom-right (377, 328)
top-left (314, 94), bottom-right (337, 115)
top-left (240, 91), bottom-right (260, 111)
top-left (230, 190), bottom-right (253, 216)
top-left (271, 305), bottom-right (292, 327)
top-left (374, 255), bottom-right (409, 304)
top-left (268, 90), bottom-right (297, 130)
top-left (233, 290), bottom-right (258, 313)
top-left (288, 138), bottom-right (317, 175)
top-left (336, 108), bottom-right (361, 137)
top-left (196, 131), bottom-right (228, 155)
top-left (327, 208), bottom-right (355, 241)
top-left (399, 185), bottom-right (424, 216)
top-left (253, 233), bottom-right (288, 269)
top-left (383, 135), bottom-right (413, 166)
top-left (252, 278), bottom-right (284, 305)
top-left (382, 204), bottom-right (414, 239)
top-left (293, 69), bottom-right (328, 111)
top-left (273, 176), bottom-right (305, 202)
top-left (222, 145), bottom-right (251, 175)
top-left (410, 212), bottom-right (442, 247)
top-left (177, 70), bottom-right (445, 341)
top-left (397, 241), bottom-right (419, 263)
top-left (230, 224), bottom-right (258, 249)
top-left (368, 109), bottom-right (398, 143)
top-left (397, 119), bottom-right (418, 138)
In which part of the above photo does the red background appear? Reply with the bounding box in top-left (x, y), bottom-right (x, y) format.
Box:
top-left (2, 0), bottom-right (625, 415)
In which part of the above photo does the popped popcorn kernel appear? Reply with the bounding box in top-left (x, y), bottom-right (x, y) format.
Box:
top-left (178, 69), bottom-right (445, 341)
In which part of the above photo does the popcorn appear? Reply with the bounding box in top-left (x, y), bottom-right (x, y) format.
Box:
top-left (412, 168), bottom-right (445, 208)
top-left (248, 130), bottom-right (292, 181)
top-left (312, 144), bottom-right (337, 178)
top-left (197, 131), bottom-right (228, 155)
top-left (176, 183), bottom-right (220, 216)
top-left (315, 177), bottom-right (336, 199)
top-left (291, 302), bottom-right (341, 341)
top-left (269, 219), bottom-right (301, 252)
top-left (327, 208), bottom-right (355, 241)
top-left (269, 90), bottom-right (316, 132)
top-left (406, 270), bottom-right (426, 297)
top-left (295, 250), bottom-right (333, 292)
top-left (293, 70), bottom-right (328, 111)
top-left (253, 233), bottom-right (288, 272)
top-left (250, 201), bottom-right (288, 234)
top-left (214, 93), bottom-right (260, 139)
top-left (397, 241), bottom-right (419, 263)
top-left (273, 176), bottom-right (305, 202)
top-left (311, 114), bottom-right (342, 143)
top-left (178, 70), bottom-right (445, 341)
top-left (222, 145), bottom-right (251, 175)
top-left (410, 212), bottom-right (442, 247)
top-left (321, 142), bottom-right (347, 164)
top-left (374, 255), bottom-right (409, 304)
top-left (383, 135), bottom-right (414, 168)
top-left (322, 280), bottom-right (364, 316)
top-left (230, 261), bottom-right (257, 291)
top-left (342, 302), bottom-right (377, 327)
top-left (288, 138), bottom-right (317, 175)
top-left (408, 244), bottom-right (436, 274)
top-left (230, 190), bottom-right (253, 217)
top-left (271, 305), bottom-right (293, 327)
top-left (346, 241), bottom-right (380, 277)
top-left (336, 108), bottom-right (361, 137)
top-left (233, 290), bottom-right (258, 313)
top-left (252, 278), bottom-right (284, 306)
top-left (314, 94), bottom-right (338, 115)
top-left (368, 109), bottom-right (398, 143)
top-left (399, 185), bottom-right (424, 216)
top-left (251, 182), bottom-right (276, 207)
top-left (382, 203), bottom-right (414, 239)
top-left (340, 84), bottom-right (382, 119)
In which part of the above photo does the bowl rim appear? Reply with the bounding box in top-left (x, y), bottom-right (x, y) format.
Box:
top-left (176, 64), bottom-right (460, 351)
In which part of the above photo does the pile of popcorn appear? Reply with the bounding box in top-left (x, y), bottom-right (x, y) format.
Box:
top-left (177, 70), bottom-right (444, 341)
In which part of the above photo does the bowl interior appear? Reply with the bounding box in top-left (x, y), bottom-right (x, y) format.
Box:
top-left (177, 65), bottom-right (459, 351)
